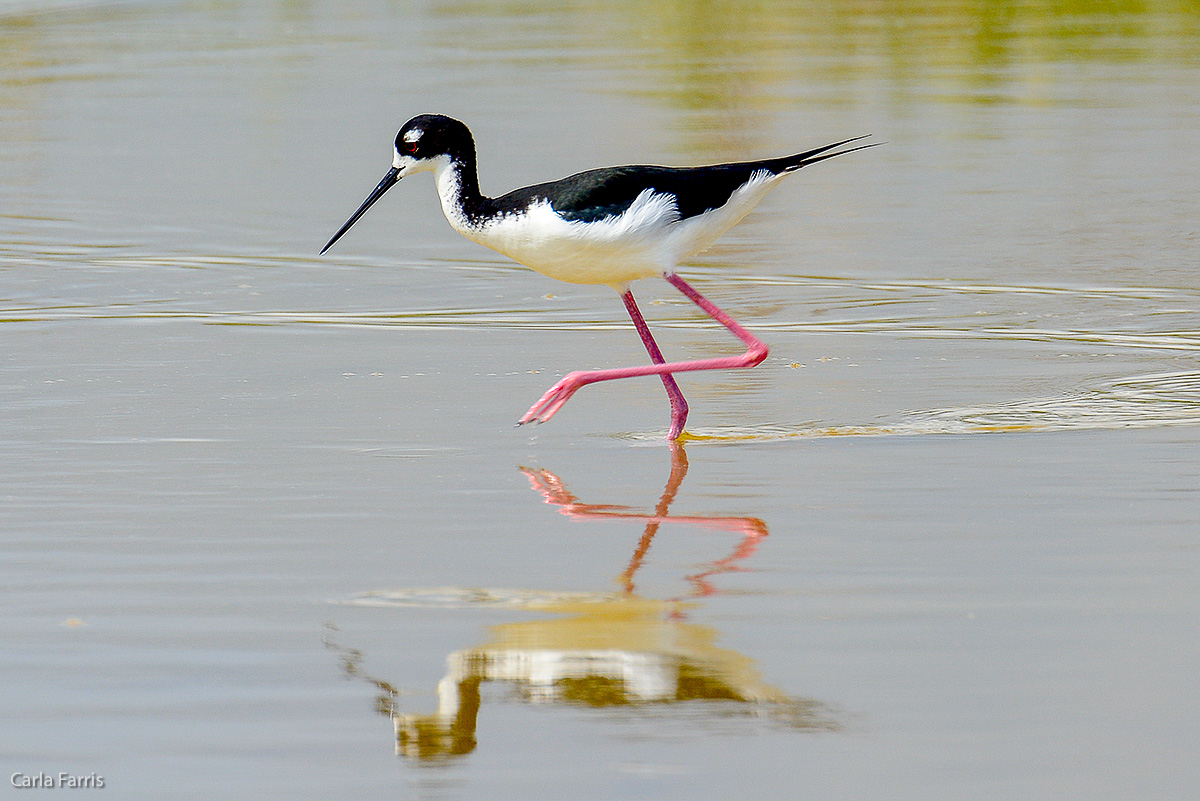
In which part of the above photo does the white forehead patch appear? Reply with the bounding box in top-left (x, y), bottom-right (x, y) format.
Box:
top-left (402, 129), bottom-right (422, 143)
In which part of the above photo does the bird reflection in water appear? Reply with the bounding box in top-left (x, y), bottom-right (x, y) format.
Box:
top-left (327, 444), bottom-right (837, 761)
top-left (522, 443), bottom-right (766, 600)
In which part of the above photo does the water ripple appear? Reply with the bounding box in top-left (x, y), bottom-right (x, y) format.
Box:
top-left (5, 268), bottom-right (1197, 349)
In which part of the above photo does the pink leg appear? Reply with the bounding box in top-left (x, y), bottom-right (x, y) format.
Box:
top-left (622, 289), bottom-right (689, 440)
top-left (518, 273), bottom-right (768, 438)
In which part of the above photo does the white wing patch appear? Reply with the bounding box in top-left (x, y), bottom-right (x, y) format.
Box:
top-left (661, 169), bottom-right (782, 258)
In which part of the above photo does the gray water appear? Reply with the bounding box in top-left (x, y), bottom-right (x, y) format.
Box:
top-left (3, 2), bottom-right (1199, 799)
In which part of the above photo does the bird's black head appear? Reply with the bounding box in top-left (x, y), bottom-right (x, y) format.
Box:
top-left (394, 114), bottom-right (475, 169)
top-left (321, 114), bottom-right (476, 255)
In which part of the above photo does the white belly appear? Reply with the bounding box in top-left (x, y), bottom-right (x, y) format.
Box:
top-left (437, 168), bottom-right (785, 289)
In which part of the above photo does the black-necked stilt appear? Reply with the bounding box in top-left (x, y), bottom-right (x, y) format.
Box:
top-left (322, 114), bottom-right (876, 439)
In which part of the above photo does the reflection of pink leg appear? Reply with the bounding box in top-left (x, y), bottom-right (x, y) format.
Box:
top-left (518, 273), bottom-right (769, 439)
top-left (519, 444), bottom-right (768, 599)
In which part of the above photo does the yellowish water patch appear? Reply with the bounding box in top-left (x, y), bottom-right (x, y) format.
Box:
top-left (632, 370), bottom-right (1200, 443)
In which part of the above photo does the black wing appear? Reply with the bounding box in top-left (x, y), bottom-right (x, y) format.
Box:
top-left (491, 136), bottom-right (874, 224)
top-left (493, 164), bottom-right (769, 224)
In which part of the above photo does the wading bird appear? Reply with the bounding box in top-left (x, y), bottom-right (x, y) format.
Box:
top-left (322, 114), bottom-right (874, 439)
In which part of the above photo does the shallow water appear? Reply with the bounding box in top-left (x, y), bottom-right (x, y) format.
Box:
top-left (3, 2), bottom-right (1199, 799)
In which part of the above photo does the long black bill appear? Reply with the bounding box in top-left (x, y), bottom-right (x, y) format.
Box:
top-left (320, 166), bottom-right (402, 254)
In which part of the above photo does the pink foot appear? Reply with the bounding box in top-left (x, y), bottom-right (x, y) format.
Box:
top-left (518, 371), bottom-right (592, 426)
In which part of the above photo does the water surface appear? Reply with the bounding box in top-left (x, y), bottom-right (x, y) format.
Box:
top-left (2, 2), bottom-right (1198, 799)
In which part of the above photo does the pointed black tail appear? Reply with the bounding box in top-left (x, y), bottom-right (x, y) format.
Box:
top-left (774, 135), bottom-right (880, 173)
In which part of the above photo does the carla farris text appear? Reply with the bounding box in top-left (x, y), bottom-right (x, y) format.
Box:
top-left (11, 773), bottom-right (105, 789)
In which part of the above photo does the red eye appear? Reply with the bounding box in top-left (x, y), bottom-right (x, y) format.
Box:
top-left (402, 140), bottom-right (418, 155)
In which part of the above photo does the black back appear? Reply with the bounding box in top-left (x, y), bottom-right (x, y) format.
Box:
top-left (493, 162), bottom-right (786, 223)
